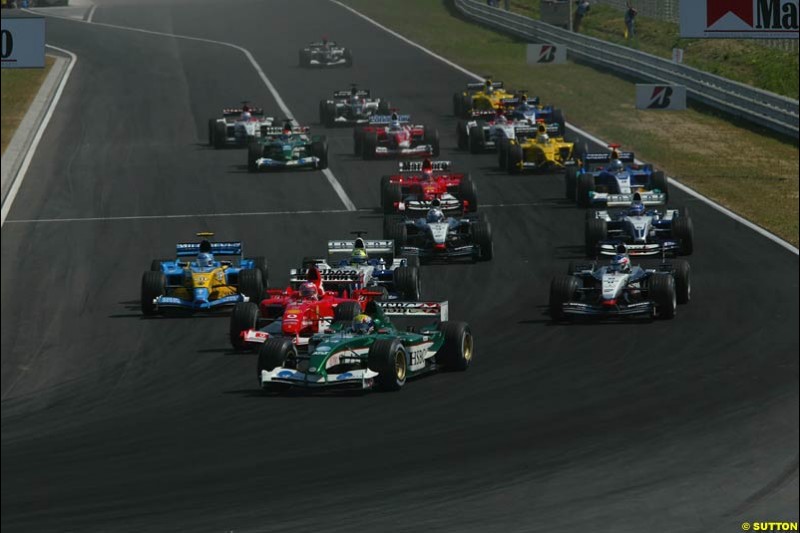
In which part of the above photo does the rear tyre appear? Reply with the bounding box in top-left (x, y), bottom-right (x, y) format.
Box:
top-left (377, 100), bottom-right (391, 115)
top-left (368, 338), bottom-right (407, 391)
top-left (343, 48), bottom-right (353, 67)
top-left (214, 121), bottom-right (226, 149)
top-left (150, 259), bottom-right (167, 272)
top-left (247, 142), bottom-right (262, 173)
top-left (333, 301), bottom-right (361, 325)
top-left (497, 137), bottom-right (509, 169)
top-left (393, 266), bottom-right (420, 300)
top-left (552, 108), bottom-right (566, 136)
top-left (423, 128), bottom-right (440, 157)
top-left (671, 216), bottom-right (694, 255)
top-left (458, 176), bottom-right (478, 212)
top-left (238, 268), bottom-right (264, 302)
top-left (208, 119), bottom-right (216, 147)
top-left (324, 102), bottom-right (337, 128)
top-left (381, 180), bottom-right (403, 214)
top-left (549, 275), bottom-right (579, 321)
top-left (312, 140), bottom-right (329, 169)
top-left (507, 144), bottom-right (523, 175)
top-left (672, 259), bottom-right (691, 304)
top-left (362, 132), bottom-right (378, 160)
top-left (141, 271), bottom-right (166, 316)
top-left (248, 256), bottom-right (270, 289)
top-left (468, 126), bottom-right (484, 154)
top-left (456, 121), bottom-right (469, 150)
top-left (353, 129), bottom-right (364, 156)
top-left (437, 321), bottom-right (473, 371)
top-left (565, 167), bottom-right (578, 200)
top-left (387, 222), bottom-right (408, 255)
top-left (471, 220), bottom-right (493, 261)
top-left (649, 273), bottom-right (676, 319)
top-left (230, 302), bottom-right (260, 351)
top-left (585, 218), bottom-right (608, 256)
top-left (651, 170), bottom-right (669, 202)
top-left (576, 173), bottom-right (595, 208)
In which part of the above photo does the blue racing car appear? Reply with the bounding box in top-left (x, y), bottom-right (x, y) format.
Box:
top-left (141, 233), bottom-right (268, 315)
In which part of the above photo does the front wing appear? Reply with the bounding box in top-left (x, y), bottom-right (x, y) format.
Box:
top-left (153, 293), bottom-right (245, 312)
top-left (255, 156), bottom-right (322, 170)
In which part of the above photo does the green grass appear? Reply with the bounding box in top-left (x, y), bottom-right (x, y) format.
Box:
top-left (1, 56), bottom-right (55, 155)
top-left (340, 0), bottom-right (799, 246)
top-left (508, 0), bottom-right (799, 99)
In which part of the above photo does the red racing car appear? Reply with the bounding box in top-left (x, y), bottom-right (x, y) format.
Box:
top-left (228, 266), bottom-right (382, 351)
top-left (381, 159), bottom-right (478, 217)
top-left (354, 113), bottom-right (440, 160)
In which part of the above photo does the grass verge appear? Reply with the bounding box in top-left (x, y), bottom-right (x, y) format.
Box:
top-left (1, 56), bottom-right (55, 155)
top-left (340, 0), bottom-right (799, 247)
top-left (508, 0), bottom-right (799, 99)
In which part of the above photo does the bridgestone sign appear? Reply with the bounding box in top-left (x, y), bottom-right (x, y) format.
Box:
top-left (635, 85), bottom-right (687, 111)
top-left (1, 16), bottom-right (45, 68)
top-left (526, 44), bottom-right (567, 65)
top-left (680, 0), bottom-right (799, 39)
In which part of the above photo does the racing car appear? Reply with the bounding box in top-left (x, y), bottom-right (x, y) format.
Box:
top-left (549, 248), bottom-right (691, 321)
top-left (452, 77), bottom-right (516, 119)
top-left (319, 85), bottom-right (390, 127)
top-left (355, 113), bottom-right (440, 160)
top-left (228, 266), bottom-right (386, 351)
top-left (247, 121), bottom-right (328, 172)
top-left (585, 199), bottom-right (694, 256)
top-left (289, 234), bottom-right (422, 301)
top-left (457, 93), bottom-right (566, 152)
top-left (257, 300), bottom-right (472, 392)
top-left (208, 103), bottom-right (274, 149)
top-left (385, 203), bottom-right (493, 263)
top-left (299, 37), bottom-right (353, 68)
top-left (565, 144), bottom-right (668, 208)
top-left (141, 232), bottom-right (267, 315)
top-left (381, 159), bottom-right (478, 217)
top-left (499, 122), bottom-right (577, 173)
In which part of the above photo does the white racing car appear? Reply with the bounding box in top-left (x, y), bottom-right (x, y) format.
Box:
top-left (208, 103), bottom-right (274, 149)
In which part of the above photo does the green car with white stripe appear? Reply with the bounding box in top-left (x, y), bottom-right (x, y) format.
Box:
top-left (257, 300), bottom-right (472, 392)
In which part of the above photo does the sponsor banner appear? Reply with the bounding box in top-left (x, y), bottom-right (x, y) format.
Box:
top-left (680, 0), bottom-right (799, 39)
top-left (1, 16), bottom-right (45, 69)
top-left (526, 44), bottom-right (567, 65)
top-left (635, 84), bottom-right (687, 111)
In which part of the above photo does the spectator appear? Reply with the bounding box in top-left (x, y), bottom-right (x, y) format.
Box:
top-left (624, 2), bottom-right (638, 39)
top-left (573, 0), bottom-right (590, 33)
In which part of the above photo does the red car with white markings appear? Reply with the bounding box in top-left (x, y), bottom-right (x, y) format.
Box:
top-left (354, 113), bottom-right (440, 160)
top-left (228, 266), bottom-right (381, 351)
top-left (381, 159), bottom-right (478, 217)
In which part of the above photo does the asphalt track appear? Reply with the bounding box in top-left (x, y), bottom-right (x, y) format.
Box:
top-left (1, 1), bottom-right (798, 531)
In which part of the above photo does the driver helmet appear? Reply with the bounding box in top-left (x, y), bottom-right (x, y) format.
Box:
top-left (629, 202), bottom-right (646, 216)
top-left (196, 253), bottom-right (214, 268)
top-left (496, 113), bottom-right (508, 124)
top-left (352, 313), bottom-right (374, 335)
top-left (484, 79), bottom-right (494, 93)
top-left (537, 132), bottom-right (550, 143)
top-left (241, 111), bottom-right (252, 121)
top-left (390, 119), bottom-right (402, 131)
top-left (298, 281), bottom-right (318, 300)
top-left (350, 248), bottom-right (368, 266)
top-left (609, 159), bottom-right (625, 173)
top-left (426, 208), bottom-right (445, 223)
top-left (610, 254), bottom-right (631, 273)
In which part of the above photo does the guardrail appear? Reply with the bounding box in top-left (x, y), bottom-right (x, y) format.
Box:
top-left (454, 0), bottom-right (800, 139)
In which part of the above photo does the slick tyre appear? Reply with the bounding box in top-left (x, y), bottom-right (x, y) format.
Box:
top-left (423, 128), bottom-right (441, 157)
top-left (437, 321), bottom-right (473, 371)
top-left (214, 121), bottom-right (226, 149)
top-left (471, 220), bottom-right (494, 261)
top-left (382, 180), bottom-right (403, 214)
top-left (141, 271), bottom-right (166, 316)
top-left (458, 175), bottom-right (478, 212)
top-left (238, 268), bottom-right (264, 302)
top-left (456, 121), bottom-right (469, 150)
top-left (565, 167), bottom-right (578, 200)
top-left (247, 142), bottom-right (262, 173)
top-left (230, 302), bottom-right (259, 351)
top-left (368, 338), bottom-right (407, 391)
top-left (258, 338), bottom-right (295, 392)
top-left (671, 216), bottom-right (694, 255)
top-left (393, 266), bottom-right (420, 301)
top-left (507, 144), bottom-right (524, 175)
top-left (649, 273), bottom-right (677, 319)
top-left (576, 173), bottom-right (595, 208)
top-left (312, 140), bottom-right (329, 169)
top-left (468, 126), bottom-right (484, 154)
top-left (150, 259), bottom-right (168, 272)
top-left (362, 132), bottom-right (378, 160)
top-left (585, 218), bottom-right (608, 256)
top-left (353, 129), bottom-right (364, 156)
top-left (672, 259), bottom-right (691, 304)
top-left (549, 275), bottom-right (579, 321)
top-left (333, 301), bottom-right (361, 324)
top-left (651, 170), bottom-right (669, 202)
top-left (248, 256), bottom-right (270, 289)
top-left (387, 222), bottom-right (407, 254)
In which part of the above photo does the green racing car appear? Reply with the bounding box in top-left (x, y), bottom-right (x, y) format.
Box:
top-left (256, 300), bottom-right (472, 392)
top-left (247, 121), bottom-right (328, 172)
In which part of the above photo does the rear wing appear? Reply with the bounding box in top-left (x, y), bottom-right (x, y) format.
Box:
top-left (308, 40), bottom-right (338, 47)
top-left (263, 126), bottom-right (310, 135)
top-left (466, 81), bottom-right (504, 91)
top-left (380, 301), bottom-right (449, 322)
top-left (369, 114), bottom-right (411, 125)
top-left (175, 241), bottom-right (242, 257)
top-left (223, 107), bottom-right (264, 117)
top-left (328, 239), bottom-right (393, 255)
top-left (583, 151), bottom-right (636, 164)
top-left (398, 160), bottom-right (451, 172)
top-left (334, 89), bottom-right (370, 98)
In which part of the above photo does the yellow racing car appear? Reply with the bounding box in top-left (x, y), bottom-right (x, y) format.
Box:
top-left (499, 122), bottom-right (578, 174)
top-left (453, 78), bottom-right (516, 119)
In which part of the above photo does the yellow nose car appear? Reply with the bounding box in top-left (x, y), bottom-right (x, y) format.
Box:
top-left (453, 78), bottom-right (515, 118)
top-left (499, 124), bottom-right (578, 174)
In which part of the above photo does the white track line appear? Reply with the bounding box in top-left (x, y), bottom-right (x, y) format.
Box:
top-left (4, 208), bottom-right (352, 224)
top-left (18, 9), bottom-right (358, 213)
top-left (331, 0), bottom-right (799, 256)
top-left (85, 4), bottom-right (97, 23)
top-left (1, 45), bottom-right (77, 228)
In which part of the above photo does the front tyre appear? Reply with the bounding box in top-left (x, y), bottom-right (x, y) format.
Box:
top-left (230, 302), bottom-right (260, 351)
top-left (437, 321), bottom-right (473, 371)
top-left (368, 338), bottom-right (408, 391)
